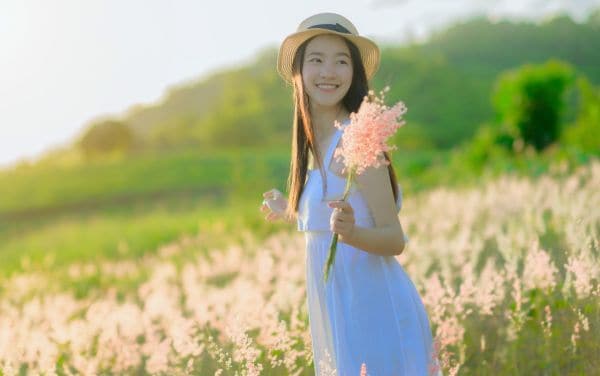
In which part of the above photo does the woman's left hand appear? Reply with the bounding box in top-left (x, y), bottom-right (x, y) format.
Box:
top-left (328, 200), bottom-right (356, 241)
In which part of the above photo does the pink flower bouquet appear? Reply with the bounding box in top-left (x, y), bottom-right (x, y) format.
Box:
top-left (323, 87), bottom-right (407, 282)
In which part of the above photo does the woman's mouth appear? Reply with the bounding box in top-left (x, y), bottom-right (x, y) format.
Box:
top-left (316, 83), bottom-right (339, 92)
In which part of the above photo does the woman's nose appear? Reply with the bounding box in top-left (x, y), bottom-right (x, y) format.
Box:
top-left (319, 62), bottom-right (336, 78)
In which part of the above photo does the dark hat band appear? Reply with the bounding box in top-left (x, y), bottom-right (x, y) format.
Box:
top-left (307, 23), bottom-right (352, 35)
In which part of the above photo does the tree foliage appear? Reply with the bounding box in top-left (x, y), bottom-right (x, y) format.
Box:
top-left (80, 11), bottom-right (600, 154)
top-left (492, 60), bottom-right (575, 151)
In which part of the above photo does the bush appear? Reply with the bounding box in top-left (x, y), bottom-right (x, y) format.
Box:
top-left (492, 60), bottom-right (575, 151)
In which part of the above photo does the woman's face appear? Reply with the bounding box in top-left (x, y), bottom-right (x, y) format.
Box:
top-left (301, 34), bottom-right (353, 110)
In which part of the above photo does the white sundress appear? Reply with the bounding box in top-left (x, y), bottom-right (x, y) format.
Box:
top-left (297, 122), bottom-right (439, 376)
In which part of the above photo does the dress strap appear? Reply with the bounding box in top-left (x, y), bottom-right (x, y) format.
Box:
top-left (318, 120), bottom-right (349, 200)
top-left (323, 120), bottom-right (349, 169)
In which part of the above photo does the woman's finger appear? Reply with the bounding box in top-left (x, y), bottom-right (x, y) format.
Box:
top-left (338, 216), bottom-right (353, 224)
top-left (333, 208), bottom-right (353, 221)
top-left (331, 221), bottom-right (351, 236)
top-left (263, 189), bottom-right (275, 197)
top-left (329, 200), bottom-right (354, 214)
top-left (263, 189), bottom-right (282, 201)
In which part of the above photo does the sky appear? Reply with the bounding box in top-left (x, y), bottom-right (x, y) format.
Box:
top-left (0, 0), bottom-right (598, 169)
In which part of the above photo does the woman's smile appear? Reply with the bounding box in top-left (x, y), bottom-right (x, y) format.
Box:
top-left (316, 83), bottom-right (339, 89)
top-left (316, 83), bottom-right (340, 92)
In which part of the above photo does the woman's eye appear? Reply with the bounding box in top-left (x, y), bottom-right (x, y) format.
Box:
top-left (338, 60), bottom-right (349, 65)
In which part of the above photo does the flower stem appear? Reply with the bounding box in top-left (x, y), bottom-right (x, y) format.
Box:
top-left (323, 168), bottom-right (355, 283)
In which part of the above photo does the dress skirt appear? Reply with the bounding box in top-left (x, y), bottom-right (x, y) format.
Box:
top-left (304, 231), bottom-right (438, 376)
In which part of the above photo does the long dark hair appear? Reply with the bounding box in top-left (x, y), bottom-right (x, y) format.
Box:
top-left (284, 36), bottom-right (399, 222)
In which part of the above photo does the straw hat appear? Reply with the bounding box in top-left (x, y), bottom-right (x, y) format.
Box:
top-left (277, 12), bottom-right (380, 84)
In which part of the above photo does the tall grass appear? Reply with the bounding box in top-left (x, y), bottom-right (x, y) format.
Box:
top-left (0, 159), bottom-right (597, 375)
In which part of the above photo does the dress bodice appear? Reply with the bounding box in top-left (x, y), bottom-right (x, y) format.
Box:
top-left (297, 122), bottom-right (404, 233)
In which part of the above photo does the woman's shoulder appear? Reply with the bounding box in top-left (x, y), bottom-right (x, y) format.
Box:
top-left (354, 164), bottom-right (404, 211)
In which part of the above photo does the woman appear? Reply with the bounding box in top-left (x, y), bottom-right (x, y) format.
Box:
top-left (261, 12), bottom-right (439, 375)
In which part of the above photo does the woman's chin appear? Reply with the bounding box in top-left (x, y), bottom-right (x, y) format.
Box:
top-left (311, 97), bottom-right (345, 109)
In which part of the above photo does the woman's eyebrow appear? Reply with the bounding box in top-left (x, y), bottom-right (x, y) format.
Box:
top-left (306, 51), bottom-right (350, 58)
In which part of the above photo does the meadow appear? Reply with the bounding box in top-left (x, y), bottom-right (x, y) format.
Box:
top-left (1, 158), bottom-right (598, 375)
top-left (1, 11), bottom-right (598, 375)
top-left (0, 146), bottom-right (453, 277)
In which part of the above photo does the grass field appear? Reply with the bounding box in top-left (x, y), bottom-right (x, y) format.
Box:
top-left (2, 143), bottom-right (591, 277)
top-left (0, 146), bottom-right (449, 276)
top-left (0, 157), bottom-right (598, 375)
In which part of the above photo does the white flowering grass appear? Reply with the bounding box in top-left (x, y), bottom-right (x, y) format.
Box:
top-left (0, 160), bottom-right (598, 375)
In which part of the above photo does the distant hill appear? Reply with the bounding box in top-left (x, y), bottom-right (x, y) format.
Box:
top-left (372, 14), bottom-right (600, 148)
top-left (80, 11), bottom-right (600, 153)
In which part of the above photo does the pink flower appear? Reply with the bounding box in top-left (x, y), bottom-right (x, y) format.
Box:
top-left (324, 87), bottom-right (407, 282)
top-left (522, 240), bottom-right (557, 291)
top-left (333, 88), bottom-right (407, 175)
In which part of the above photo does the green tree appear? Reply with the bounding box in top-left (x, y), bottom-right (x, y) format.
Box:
top-left (492, 60), bottom-right (575, 151)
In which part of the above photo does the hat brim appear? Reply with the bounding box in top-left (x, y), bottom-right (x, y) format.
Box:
top-left (277, 29), bottom-right (380, 84)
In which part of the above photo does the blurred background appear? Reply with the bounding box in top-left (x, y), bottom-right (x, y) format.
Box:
top-left (0, 0), bottom-right (598, 274)
top-left (1, 0), bottom-right (599, 273)
top-left (1, 1), bottom-right (599, 374)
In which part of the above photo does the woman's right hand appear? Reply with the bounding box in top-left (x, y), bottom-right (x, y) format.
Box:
top-left (260, 188), bottom-right (289, 222)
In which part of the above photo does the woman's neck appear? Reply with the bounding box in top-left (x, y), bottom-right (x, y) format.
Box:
top-left (310, 104), bottom-right (349, 142)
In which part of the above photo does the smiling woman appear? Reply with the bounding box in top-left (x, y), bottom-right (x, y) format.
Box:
top-left (261, 12), bottom-right (440, 376)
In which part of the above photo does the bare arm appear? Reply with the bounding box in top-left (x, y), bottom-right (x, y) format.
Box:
top-left (339, 221), bottom-right (406, 256)
top-left (329, 163), bottom-right (406, 256)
